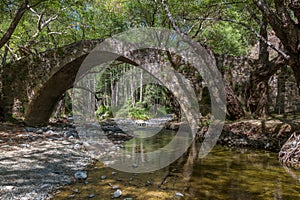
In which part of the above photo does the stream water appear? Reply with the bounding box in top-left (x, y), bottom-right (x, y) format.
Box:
top-left (53, 129), bottom-right (300, 200)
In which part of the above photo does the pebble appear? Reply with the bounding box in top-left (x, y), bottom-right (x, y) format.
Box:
top-left (40, 184), bottom-right (51, 189)
top-left (4, 185), bottom-right (14, 190)
top-left (89, 194), bottom-right (95, 198)
top-left (73, 189), bottom-right (79, 193)
top-left (132, 163), bottom-right (138, 168)
top-left (24, 127), bottom-right (36, 132)
top-left (36, 129), bottom-right (43, 134)
top-left (74, 144), bottom-right (81, 150)
top-left (101, 175), bottom-right (107, 180)
top-left (123, 198), bottom-right (133, 200)
top-left (175, 192), bottom-right (184, 197)
top-left (112, 171), bottom-right (117, 175)
top-left (19, 144), bottom-right (31, 148)
top-left (64, 130), bottom-right (79, 139)
top-left (74, 171), bottom-right (87, 180)
top-left (113, 189), bottom-right (122, 198)
top-left (112, 185), bottom-right (120, 190)
top-left (45, 130), bottom-right (55, 135)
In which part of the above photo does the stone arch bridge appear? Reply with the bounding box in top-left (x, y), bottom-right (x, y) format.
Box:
top-left (0, 38), bottom-right (260, 126)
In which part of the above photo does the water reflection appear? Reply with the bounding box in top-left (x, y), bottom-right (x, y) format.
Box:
top-left (53, 130), bottom-right (300, 200)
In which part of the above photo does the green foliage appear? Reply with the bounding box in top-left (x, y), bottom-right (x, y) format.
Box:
top-left (128, 106), bottom-right (150, 120)
top-left (0, 0), bottom-right (259, 61)
top-left (201, 22), bottom-right (249, 55)
top-left (95, 105), bottom-right (112, 120)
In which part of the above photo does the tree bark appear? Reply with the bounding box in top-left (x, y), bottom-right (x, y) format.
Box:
top-left (226, 85), bottom-right (245, 120)
top-left (246, 17), bottom-right (269, 117)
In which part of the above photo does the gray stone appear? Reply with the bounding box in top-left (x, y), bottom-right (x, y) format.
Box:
top-left (175, 192), bottom-right (184, 197)
top-left (40, 184), bottom-right (51, 189)
top-left (74, 171), bottom-right (87, 180)
top-left (132, 163), bottom-right (138, 168)
top-left (101, 175), bottom-right (106, 180)
top-left (89, 194), bottom-right (95, 198)
top-left (113, 189), bottom-right (122, 198)
top-left (19, 144), bottom-right (31, 148)
top-left (64, 130), bottom-right (79, 139)
top-left (112, 185), bottom-right (120, 190)
top-left (36, 129), bottom-right (43, 134)
top-left (74, 144), bottom-right (81, 150)
top-left (24, 127), bottom-right (36, 132)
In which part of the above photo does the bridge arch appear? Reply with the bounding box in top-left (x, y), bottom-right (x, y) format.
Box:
top-left (1, 32), bottom-right (235, 126)
top-left (22, 35), bottom-right (214, 126)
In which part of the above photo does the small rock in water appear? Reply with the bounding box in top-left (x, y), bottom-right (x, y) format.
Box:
top-left (175, 192), bottom-right (184, 197)
top-left (101, 175), bottom-right (107, 180)
top-left (123, 198), bottom-right (133, 200)
top-left (132, 163), bottom-right (138, 168)
top-left (113, 189), bottom-right (122, 198)
top-left (89, 194), bottom-right (95, 198)
top-left (112, 185), bottom-right (119, 190)
top-left (74, 171), bottom-right (87, 180)
top-left (112, 171), bottom-right (117, 175)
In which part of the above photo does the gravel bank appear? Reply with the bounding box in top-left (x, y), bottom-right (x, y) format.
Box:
top-left (0, 123), bottom-right (93, 200)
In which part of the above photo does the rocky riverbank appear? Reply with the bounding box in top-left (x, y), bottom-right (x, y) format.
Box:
top-left (165, 117), bottom-right (300, 169)
top-left (0, 116), bottom-right (299, 199)
top-left (0, 117), bottom-right (172, 200)
top-left (219, 119), bottom-right (295, 151)
top-left (0, 122), bottom-right (93, 200)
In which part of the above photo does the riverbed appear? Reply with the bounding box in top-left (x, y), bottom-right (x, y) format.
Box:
top-left (53, 129), bottom-right (300, 200)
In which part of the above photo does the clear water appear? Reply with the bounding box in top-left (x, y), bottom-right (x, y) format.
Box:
top-left (53, 129), bottom-right (300, 199)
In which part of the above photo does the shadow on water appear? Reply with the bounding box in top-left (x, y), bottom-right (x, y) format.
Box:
top-left (53, 129), bottom-right (300, 200)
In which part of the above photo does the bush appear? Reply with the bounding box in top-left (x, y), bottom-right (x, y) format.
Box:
top-left (95, 105), bottom-right (112, 120)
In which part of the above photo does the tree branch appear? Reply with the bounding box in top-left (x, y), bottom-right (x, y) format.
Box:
top-left (0, 0), bottom-right (47, 50)
top-left (0, 0), bottom-right (29, 49)
top-left (161, 0), bottom-right (186, 37)
top-left (189, 17), bottom-right (290, 60)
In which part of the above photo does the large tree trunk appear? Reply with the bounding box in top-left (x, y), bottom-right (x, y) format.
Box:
top-left (254, 0), bottom-right (300, 93)
top-left (226, 85), bottom-right (245, 120)
top-left (246, 17), bottom-right (269, 117)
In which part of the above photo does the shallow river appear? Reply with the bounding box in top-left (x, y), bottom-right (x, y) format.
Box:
top-left (53, 129), bottom-right (300, 200)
